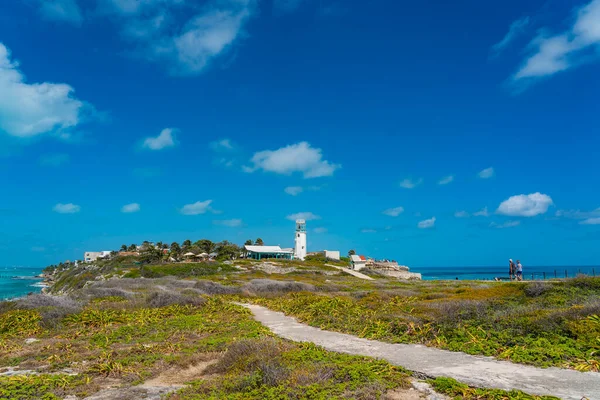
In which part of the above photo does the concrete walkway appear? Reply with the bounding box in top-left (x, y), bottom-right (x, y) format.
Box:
top-left (325, 264), bottom-right (374, 280)
top-left (242, 304), bottom-right (600, 400)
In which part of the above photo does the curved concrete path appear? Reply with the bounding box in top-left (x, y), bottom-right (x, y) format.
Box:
top-left (242, 304), bottom-right (600, 400)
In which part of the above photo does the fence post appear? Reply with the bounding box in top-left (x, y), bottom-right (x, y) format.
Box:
top-left (531, 273), bottom-right (534, 281)
top-left (565, 270), bottom-right (568, 278)
top-left (543, 272), bottom-right (546, 280)
top-left (594, 268), bottom-right (596, 277)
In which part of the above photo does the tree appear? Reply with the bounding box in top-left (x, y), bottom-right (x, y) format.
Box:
top-left (156, 241), bottom-right (163, 249)
top-left (348, 249), bottom-right (356, 256)
top-left (170, 242), bottom-right (181, 260)
top-left (120, 244), bottom-right (127, 252)
top-left (128, 244), bottom-right (137, 252)
top-left (195, 239), bottom-right (215, 255)
top-left (216, 241), bottom-right (241, 260)
top-left (255, 238), bottom-right (264, 246)
top-left (182, 239), bottom-right (192, 248)
top-left (244, 239), bottom-right (252, 246)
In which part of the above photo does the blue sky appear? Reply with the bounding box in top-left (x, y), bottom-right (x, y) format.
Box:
top-left (1, 0), bottom-right (599, 268)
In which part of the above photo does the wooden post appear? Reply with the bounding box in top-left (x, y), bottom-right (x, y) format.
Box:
top-left (565, 270), bottom-right (568, 278)
top-left (543, 272), bottom-right (546, 280)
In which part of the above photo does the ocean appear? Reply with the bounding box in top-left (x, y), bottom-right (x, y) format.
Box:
top-left (415, 265), bottom-right (599, 281)
top-left (0, 266), bottom-right (45, 300)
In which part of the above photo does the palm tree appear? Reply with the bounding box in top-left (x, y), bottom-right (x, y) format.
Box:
top-left (120, 244), bottom-right (127, 252)
top-left (255, 238), bottom-right (264, 246)
top-left (348, 249), bottom-right (356, 256)
top-left (244, 239), bottom-right (252, 246)
top-left (128, 244), bottom-right (137, 252)
top-left (183, 239), bottom-right (192, 247)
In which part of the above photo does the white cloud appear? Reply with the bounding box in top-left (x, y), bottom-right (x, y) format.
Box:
top-left (513, 0), bottom-right (600, 82)
top-left (150, 1), bottom-right (255, 75)
top-left (121, 203), bottom-right (140, 213)
top-left (438, 175), bottom-right (454, 185)
top-left (399, 178), bottom-right (423, 189)
top-left (361, 229), bottom-right (377, 233)
top-left (490, 17), bottom-right (530, 57)
top-left (455, 211), bottom-right (470, 218)
top-left (478, 167), bottom-right (495, 179)
top-left (314, 227), bottom-right (327, 233)
top-left (556, 208), bottom-right (600, 220)
top-left (210, 138), bottom-right (234, 151)
top-left (53, 203), bottom-right (80, 214)
top-left (39, 0), bottom-right (83, 24)
top-left (581, 217), bottom-right (600, 225)
top-left (286, 212), bottom-right (320, 221)
top-left (214, 218), bottom-right (242, 227)
top-left (492, 220), bottom-right (521, 229)
top-left (142, 128), bottom-right (177, 150)
top-left (418, 217), bottom-right (436, 229)
top-left (0, 43), bottom-right (88, 138)
top-left (39, 153), bottom-right (70, 166)
top-left (273, 0), bottom-right (304, 14)
top-left (246, 142), bottom-right (340, 178)
top-left (473, 207), bottom-right (490, 217)
top-left (284, 186), bottom-right (303, 196)
top-left (383, 206), bottom-right (404, 217)
top-left (496, 192), bottom-right (553, 217)
top-left (180, 200), bottom-right (213, 215)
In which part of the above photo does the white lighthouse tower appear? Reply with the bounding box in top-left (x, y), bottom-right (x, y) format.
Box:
top-left (294, 219), bottom-right (307, 260)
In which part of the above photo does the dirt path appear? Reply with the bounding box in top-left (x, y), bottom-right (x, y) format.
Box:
top-left (242, 304), bottom-right (600, 400)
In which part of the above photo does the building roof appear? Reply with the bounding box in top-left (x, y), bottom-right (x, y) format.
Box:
top-left (351, 254), bottom-right (367, 262)
top-left (245, 245), bottom-right (293, 254)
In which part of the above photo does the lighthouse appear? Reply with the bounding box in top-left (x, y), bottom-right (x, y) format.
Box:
top-left (294, 219), bottom-right (307, 260)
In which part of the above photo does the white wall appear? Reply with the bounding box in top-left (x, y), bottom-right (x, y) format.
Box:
top-left (295, 232), bottom-right (307, 260)
top-left (322, 250), bottom-right (340, 261)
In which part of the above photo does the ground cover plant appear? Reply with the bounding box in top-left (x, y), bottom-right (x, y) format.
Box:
top-left (13, 257), bottom-right (598, 398)
top-left (249, 277), bottom-right (600, 370)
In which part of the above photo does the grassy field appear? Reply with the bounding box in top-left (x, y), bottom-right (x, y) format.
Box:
top-left (2, 257), bottom-right (596, 399)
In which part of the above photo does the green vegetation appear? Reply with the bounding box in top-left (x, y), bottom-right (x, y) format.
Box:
top-left (428, 377), bottom-right (560, 400)
top-left (12, 254), bottom-right (598, 398)
top-left (170, 339), bottom-right (410, 399)
top-left (250, 278), bottom-right (600, 370)
top-left (0, 374), bottom-right (89, 400)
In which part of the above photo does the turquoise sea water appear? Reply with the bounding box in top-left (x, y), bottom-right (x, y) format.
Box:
top-left (0, 267), bottom-right (44, 300)
top-left (415, 265), bottom-right (599, 281)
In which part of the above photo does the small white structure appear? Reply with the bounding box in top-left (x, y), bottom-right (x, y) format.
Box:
top-left (350, 254), bottom-right (367, 271)
top-left (245, 245), bottom-right (294, 260)
top-left (294, 219), bottom-right (307, 260)
top-left (321, 250), bottom-right (340, 261)
top-left (84, 251), bottom-right (111, 263)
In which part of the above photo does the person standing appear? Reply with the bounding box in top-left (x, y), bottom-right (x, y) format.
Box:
top-left (509, 259), bottom-right (515, 280)
top-left (516, 260), bottom-right (523, 281)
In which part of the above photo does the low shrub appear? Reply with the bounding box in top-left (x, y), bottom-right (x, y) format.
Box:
top-left (14, 294), bottom-right (82, 328)
top-left (194, 280), bottom-right (241, 295)
top-left (524, 282), bottom-right (552, 297)
top-left (243, 279), bottom-right (315, 293)
top-left (146, 291), bottom-right (205, 308)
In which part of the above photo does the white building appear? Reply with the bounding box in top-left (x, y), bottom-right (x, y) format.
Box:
top-left (245, 245), bottom-right (294, 260)
top-left (294, 219), bottom-right (307, 260)
top-left (350, 254), bottom-right (367, 271)
top-left (84, 251), bottom-right (111, 263)
top-left (321, 250), bottom-right (340, 261)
